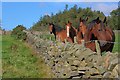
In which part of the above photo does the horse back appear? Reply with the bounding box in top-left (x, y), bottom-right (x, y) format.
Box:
top-left (56, 30), bottom-right (67, 42)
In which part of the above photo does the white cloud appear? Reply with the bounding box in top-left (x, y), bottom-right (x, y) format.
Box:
top-left (44, 12), bottom-right (51, 16)
top-left (91, 3), bottom-right (118, 16)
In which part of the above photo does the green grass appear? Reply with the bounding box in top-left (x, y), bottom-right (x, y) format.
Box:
top-left (2, 35), bottom-right (53, 78)
top-left (39, 33), bottom-right (55, 41)
top-left (1, 31), bottom-right (119, 78)
top-left (112, 33), bottom-right (120, 53)
top-left (0, 35), bottom-right (2, 78)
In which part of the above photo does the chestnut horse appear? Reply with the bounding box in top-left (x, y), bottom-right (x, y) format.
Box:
top-left (76, 17), bottom-right (88, 44)
top-left (66, 21), bottom-right (77, 43)
top-left (75, 17), bottom-right (96, 51)
top-left (85, 17), bottom-right (115, 52)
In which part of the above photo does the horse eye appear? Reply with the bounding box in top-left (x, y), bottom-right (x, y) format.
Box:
top-left (98, 29), bottom-right (101, 31)
top-left (80, 26), bottom-right (82, 27)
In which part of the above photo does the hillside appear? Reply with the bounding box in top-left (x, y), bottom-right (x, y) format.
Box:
top-left (30, 5), bottom-right (119, 31)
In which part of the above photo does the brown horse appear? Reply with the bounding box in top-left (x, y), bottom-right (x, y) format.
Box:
top-left (49, 23), bottom-right (67, 43)
top-left (75, 17), bottom-right (96, 51)
top-left (85, 17), bottom-right (115, 52)
top-left (76, 17), bottom-right (88, 44)
top-left (66, 21), bottom-right (77, 43)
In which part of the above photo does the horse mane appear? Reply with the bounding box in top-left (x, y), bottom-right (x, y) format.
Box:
top-left (70, 26), bottom-right (77, 36)
top-left (88, 20), bottom-right (96, 30)
top-left (50, 23), bottom-right (64, 32)
top-left (88, 18), bottom-right (105, 30)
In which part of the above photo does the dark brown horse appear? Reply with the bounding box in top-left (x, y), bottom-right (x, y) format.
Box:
top-left (49, 23), bottom-right (57, 40)
top-left (85, 17), bottom-right (115, 52)
top-left (66, 21), bottom-right (77, 43)
top-left (76, 17), bottom-right (88, 44)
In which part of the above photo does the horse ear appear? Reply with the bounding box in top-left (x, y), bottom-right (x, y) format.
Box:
top-left (103, 17), bottom-right (106, 23)
top-left (80, 17), bottom-right (82, 22)
top-left (77, 28), bottom-right (80, 31)
top-left (86, 17), bottom-right (88, 21)
top-left (65, 22), bottom-right (67, 25)
top-left (68, 21), bottom-right (72, 24)
top-left (68, 21), bottom-right (70, 23)
top-left (96, 17), bottom-right (99, 20)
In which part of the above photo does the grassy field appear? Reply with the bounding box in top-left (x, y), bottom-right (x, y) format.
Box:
top-left (2, 35), bottom-right (53, 78)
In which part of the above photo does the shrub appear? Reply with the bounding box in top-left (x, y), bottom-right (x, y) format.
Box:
top-left (11, 25), bottom-right (27, 41)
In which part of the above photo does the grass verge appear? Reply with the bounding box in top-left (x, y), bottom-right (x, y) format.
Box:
top-left (2, 34), bottom-right (53, 78)
top-left (112, 32), bottom-right (120, 53)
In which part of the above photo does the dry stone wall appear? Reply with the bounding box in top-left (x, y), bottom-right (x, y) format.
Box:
top-left (23, 30), bottom-right (119, 79)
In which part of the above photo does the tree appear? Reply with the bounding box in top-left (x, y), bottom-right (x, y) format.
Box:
top-left (65, 4), bottom-right (68, 11)
top-left (30, 5), bottom-right (118, 31)
top-left (108, 8), bottom-right (119, 30)
top-left (11, 25), bottom-right (27, 41)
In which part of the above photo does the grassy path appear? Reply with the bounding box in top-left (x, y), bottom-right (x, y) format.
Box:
top-left (2, 35), bottom-right (53, 78)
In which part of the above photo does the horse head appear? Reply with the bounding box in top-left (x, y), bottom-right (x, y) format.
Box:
top-left (85, 17), bottom-right (115, 52)
top-left (65, 21), bottom-right (73, 37)
top-left (78, 17), bottom-right (88, 38)
top-left (65, 21), bottom-right (77, 43)
top-left (48, 23), bottom-right (55, 34)
top-left (88, 17), bottom-right (108, 45)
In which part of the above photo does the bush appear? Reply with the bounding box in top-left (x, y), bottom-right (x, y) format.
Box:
top-left (11, 25), bottom-right (27, 41)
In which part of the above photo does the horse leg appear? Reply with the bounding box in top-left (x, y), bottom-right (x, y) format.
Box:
top-left (67, 37), bottom-right (73, 43)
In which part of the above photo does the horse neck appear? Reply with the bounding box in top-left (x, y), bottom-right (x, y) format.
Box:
top-left (81, 25), bottom-right (87, 33)
top-left (52, 26), bottom-right (56, 36)
top-left (71, 26), bottom-right (77, 36)
top-left (105, 27), bottom-right (113, 36)
top-left (84, 29), bottom-right (90, 41)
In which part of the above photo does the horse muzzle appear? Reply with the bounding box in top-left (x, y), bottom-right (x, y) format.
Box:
top-left (50, 32), bottom-right (52, 34)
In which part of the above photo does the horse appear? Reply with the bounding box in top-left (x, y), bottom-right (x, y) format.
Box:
top-left (76, 17), bottom-right (88, 44)
top-left (49, 23), bottom-right (58, 40)
top-left (85, 17), bottom-right (115, 52)
top-left (75, 17), bottom-right (96, 51)
top-left (66, 21), bottom-right (77, 43)
top-left (48, 23), bottom-right (67, 43)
